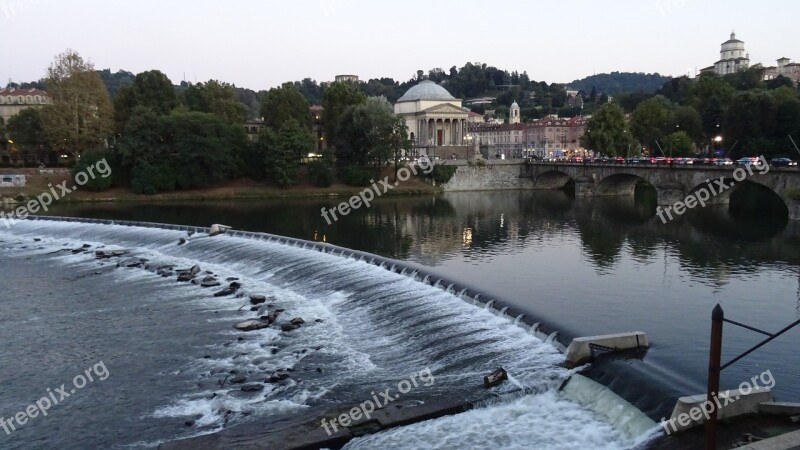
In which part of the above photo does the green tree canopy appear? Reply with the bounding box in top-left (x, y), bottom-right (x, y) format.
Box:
top-left (336, 96), bottom-right (408, 176)
top-left (258, 119), bottom-right (314, 187)
top-left (114, 70), bottom-right (178, 131)
top-left (7, 108), bottom-right (47, 156)
top-left (40, 49), bottom-right (114, 156)
top-left (665, 130), bottom-right (694, 156)
top-left (631, 96), bottom-right (672, 150)
top-left (260, 82), bottom-right (310, 130)
top-left (322, 81), bottom-right (366, 146)
top-left (580, 103), bottom-right (634, 156)
top-left (181, 80), bottom-right (247, 125)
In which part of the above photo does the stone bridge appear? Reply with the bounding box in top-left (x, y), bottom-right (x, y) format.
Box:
top-left (522, 162), bottom-right (800, 220)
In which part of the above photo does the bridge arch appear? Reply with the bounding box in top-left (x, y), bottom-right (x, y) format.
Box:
top-left (686, 178), bottom-right (789, 219)
top-left (533, 170), bottom-right (574, 190)
top-left (595, 173), bottom-right (656, 197)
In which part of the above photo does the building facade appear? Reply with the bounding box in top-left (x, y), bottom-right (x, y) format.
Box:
top-left (334, 75), bottom-right (359, 83)
top-left (762, 57), bottom-right (800, 84)
top-left (714, 32), bottom-right (750, 76)
top-left (394, 80), bottom-right (471, 158)
top-left (467, 115), bottom-right (588, 158)
top-left (0, 88), bottom-right (51, 123)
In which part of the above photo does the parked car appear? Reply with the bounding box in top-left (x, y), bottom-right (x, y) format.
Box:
top-left (737, 157), bottom-right (760, 167)
top-left (712, 157), bottom-right (734, 166)
top-left (770, 157), bottom-right (796, 168)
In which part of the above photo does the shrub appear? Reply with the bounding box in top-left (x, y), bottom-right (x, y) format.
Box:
top-left (72, 150), bottom-right (113, 191)
top-left (308, 158), bottom-right (333, 187)
top-left (426, 165), bottom-right (458, 184)
top-left (130, 161), bottom-right (175, 195)
top-left (342, 166), bottom-right (373, 186)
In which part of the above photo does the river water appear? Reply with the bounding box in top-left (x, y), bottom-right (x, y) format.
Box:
top-left (1, 190), bottom-right (798, 449)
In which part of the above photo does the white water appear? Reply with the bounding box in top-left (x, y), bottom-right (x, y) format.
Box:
top-left (1, 219), bottom-right (658, 449)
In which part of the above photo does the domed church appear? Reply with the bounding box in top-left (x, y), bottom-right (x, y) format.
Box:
top-left (394, 80), bottom-right (471, 158)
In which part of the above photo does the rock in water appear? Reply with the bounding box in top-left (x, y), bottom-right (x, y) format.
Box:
top-left (240, 383), bottom-right (264, 392)
top-left (281, 323), bottom-right (300, 332)
top-left (290, 318), bottom-right (305, 326)
top-left (483, 367), bottom-right (508, 388)
top-left (190, 265), bottom-right (201, 276)
top-left (177, 272), bottom-right (194, 282)
top-left (234, 320), bottom-right (270, 332)
top-left (250, 295), bottom-right (267, 305)
top-left (230, 375), bottom-right (247, 384)
top-left (267, 370), bottom-right (290, 383)
top-left (213, 287), bottom-right (237, 297)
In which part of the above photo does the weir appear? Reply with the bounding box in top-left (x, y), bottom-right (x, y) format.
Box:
top-left (7, 216), bottom-right (660, 449)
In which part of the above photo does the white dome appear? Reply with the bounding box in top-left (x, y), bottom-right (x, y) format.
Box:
top-left (397, 80), bottom-right (456, 102)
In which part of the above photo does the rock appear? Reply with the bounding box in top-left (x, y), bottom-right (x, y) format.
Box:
top-left (234, 320), bottom-right (270, 332)
top-left (202, 278), bottom-right (221, 288)
top-left (213, 287), bottom-right (237, 297)
top-left (226, 277), bottom-right (239, 282)
top-left (281, 323), bottom-right (300, 332)
top-left (209, 224), bottom-right (232, 237)
top-left (250, 307), bottom-right (260, 312)
top-left (267, 370), bottom-right (290, 383)
top-left (261, 311), bottom-right (281, 324)
top-left (190, 265), bottom-right (201, 276)
top-left (177, 272), bottom-right (194, 282)
top-left (229, 282), bottom-right (242, 290)
top-left (250, 295), bottom-right (267, 305)
top-left (184, 420), bottom-right (195, 427)
top-left (178, 238), bottom-right (187, 246)
top-left (240, 383), bottom-right (264, 392)
top-left (290, 318), bottom-right (305, 326)
top-left (315, 319), bottom-right (324, 323)
top-left (483, 367), bottom-right (508, 388)
top-left (230, 375), bottom-right (247, 384)
top-left (34, 238), bottom-right (41, 242)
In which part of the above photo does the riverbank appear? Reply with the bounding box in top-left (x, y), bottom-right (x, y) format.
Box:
top-left (0, 171), bottom-right (442, 204)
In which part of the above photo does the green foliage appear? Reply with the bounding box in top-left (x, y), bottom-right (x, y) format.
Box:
top-left (322, 82), bottom-right (366, 145)
top-left (569, 72), bottom-right (672, 95)
top-left (259, 119), bottom-right (314, 187)
top-left (72, 150), bottom-right (113, 191)
top-left (118, 110), bottom-right (246, 193)
top-left (581, 103), bottom-right (634, 156)
top-left (341, 166), bottom-right (373, 187)
top-left (180, 80), bottom-right (247, 124)
top-left (260, 83), bottom-right (310, 130)
top-left (308, 150), bottom-right (334, 187)
top-left (114, 70), bottom-right (178, 131)
top-left (631, 96), bottom-right (672, 150)
top-left (335, 97), bottom-right (408, 176)
top-left (96, 69), bottom-right (135, 98)
top-left (426, 164), bottom-right (457, 184)
top-left (7, 108), bottom-right (47, 160)
top-left (665, 131), bottom-right (694, 156)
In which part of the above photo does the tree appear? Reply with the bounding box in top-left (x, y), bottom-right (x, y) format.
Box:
top-left (672, 106), bottom-right (703, 143)
top-left (181, 80), bottom-right (247, 125)
top-left (258, 119), bottom-right (313, 187)
top-left (723, 91), bottom-right (777, 157)
top-left (631, 97), bottom-right (672, 151)
top-left (665, 130), bottom-right (694, 156)
top-left (6, 108), bottom-right (47, 163)
top-left (114, 70), bottom-right (178, 131)
top-left (0, 117), bottom-right (5, 152)
top-left (580, 103), bottom-right (634, 156)
top-left (40, 49), bottom-right (114, 157)
top-left (322, 82), bottom-right (366, 147)
top-left (336, 97), bottom-right (408, 177)
top-left (72, 150), bottom-right (113, 191)
top-left (766, 75), bottom-right (795, 91)
top-left (260, 82), bottom-right (310, 130)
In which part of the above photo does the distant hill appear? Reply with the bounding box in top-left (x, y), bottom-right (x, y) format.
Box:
top-left (568, 72), bottom-right (672, 95)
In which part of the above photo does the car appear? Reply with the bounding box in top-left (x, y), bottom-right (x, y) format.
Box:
top-left (770, 157), bottom-right (795, 168)
top-left (737, 157), bottom-right (759, 167)
top-left (712, 157), bottom-right (734, 166)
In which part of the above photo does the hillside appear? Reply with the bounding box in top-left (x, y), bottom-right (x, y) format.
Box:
top-left (568, 72), bottom-right (672, 95)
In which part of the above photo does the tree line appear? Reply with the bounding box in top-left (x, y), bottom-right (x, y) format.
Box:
top-left (581, 68), bottom-right (800, 158)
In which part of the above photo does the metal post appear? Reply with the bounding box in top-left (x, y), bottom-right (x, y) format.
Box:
top-left (706, 304), bottom-right (724, 450)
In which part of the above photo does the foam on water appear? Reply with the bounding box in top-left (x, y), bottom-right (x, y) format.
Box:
top-left (1, 219), bottom-right (657, 448)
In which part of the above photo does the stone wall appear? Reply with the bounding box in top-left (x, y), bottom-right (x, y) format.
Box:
top-left (441, 161), bottom-right (533, 192)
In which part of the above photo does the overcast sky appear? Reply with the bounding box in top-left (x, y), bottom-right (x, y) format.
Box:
top-left (1, 0), bottom-right (798, 91)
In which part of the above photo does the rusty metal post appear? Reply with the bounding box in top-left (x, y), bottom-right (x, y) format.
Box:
top-left (706, 304), bottom-right (724, 450)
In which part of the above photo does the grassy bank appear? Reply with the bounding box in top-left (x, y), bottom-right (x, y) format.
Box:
top-left (0, 171), bottom-right (442, 204)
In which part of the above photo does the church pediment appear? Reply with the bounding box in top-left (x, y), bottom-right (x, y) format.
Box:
top-left (421, 103), bottom-right (470, 116)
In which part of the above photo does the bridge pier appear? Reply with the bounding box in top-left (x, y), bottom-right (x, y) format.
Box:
top-left (574, 176), bottom-right (596, 197)
top-left (655, 182), bottom-right (685, 206)
top-left (789, 199), bottom-right (800, 221)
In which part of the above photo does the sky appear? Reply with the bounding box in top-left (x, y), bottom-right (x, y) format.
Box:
top-left (1, 0), bottom-right (799, 91)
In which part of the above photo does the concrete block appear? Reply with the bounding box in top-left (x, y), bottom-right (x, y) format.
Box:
top-left (665, 387), bottom-right (773, 433)
top-left (738, 429), bottom-right (800, 450)
top-left (760, 402), bottom-right (800, 416)
top-left (564, 332), bottom-right (648, 366)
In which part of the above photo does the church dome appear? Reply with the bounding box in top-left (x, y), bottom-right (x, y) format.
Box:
top-left (397, 80), bottom-right (456, 102)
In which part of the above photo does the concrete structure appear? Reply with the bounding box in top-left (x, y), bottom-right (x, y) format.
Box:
top-left (0, 174), bottom-right (26, 187)
top-left (309, 105), bottom-right (328, 152)
top-left (334, 74), bottom-right (359, 83)
top-left (759, 402), bottom-right (800, 416)
top-left (522, 162), bottom-right (800, 220)
top-left (565, 332), bottom-right (649, 367)
top-left (666, 387), bottom-right (773, 433)
top-left (0, 87), bottom-right (51, 123)
top-left (394, 80), bottom-right (471, 159)
top-left (441, 161), bottom-right (534, 191)
top-left (243, 119), bottom-right (265, 142)
top-left (737, 429), bottom-right (800, 450)
top-left (714, 31), bottom-right (750, 76)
